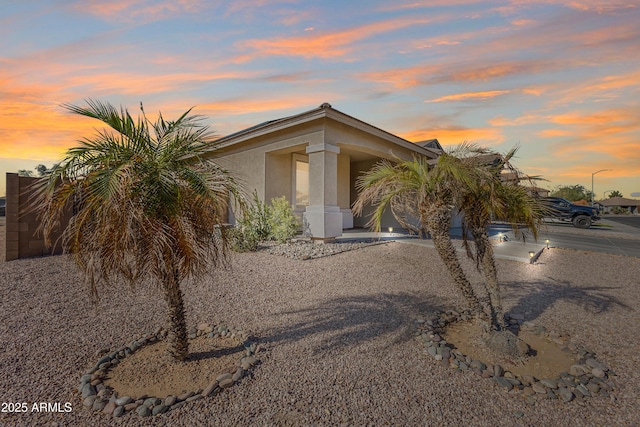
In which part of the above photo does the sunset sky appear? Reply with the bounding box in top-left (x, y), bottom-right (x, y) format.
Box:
top-left (2, 0), bottom-right (639, 199)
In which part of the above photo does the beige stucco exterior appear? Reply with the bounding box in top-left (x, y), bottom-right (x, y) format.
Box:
top-left (208, 103), bottom-right (439, 239)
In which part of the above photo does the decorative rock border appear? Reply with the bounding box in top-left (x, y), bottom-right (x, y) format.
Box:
top-left (415, 310), bottom-right (616, 404)
top-left (79, 323), bottom-right (260, 418)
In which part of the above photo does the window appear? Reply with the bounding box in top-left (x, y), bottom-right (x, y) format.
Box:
top-left (295, 160), bottom-right (309, 206)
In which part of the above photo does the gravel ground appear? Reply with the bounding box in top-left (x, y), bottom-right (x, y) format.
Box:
top-left (1, 227), bottom-right (639, 426)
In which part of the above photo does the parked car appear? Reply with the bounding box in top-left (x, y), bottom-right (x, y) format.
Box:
top-left (543, 197), bottom-right (600, 229)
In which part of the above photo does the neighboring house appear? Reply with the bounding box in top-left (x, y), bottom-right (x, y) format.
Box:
top-left (208, 103), bottom-right (440, 240)
top-left (596, 197), bottom-right (640, 215)
top-left (530, 187), bottom-right (550, 197)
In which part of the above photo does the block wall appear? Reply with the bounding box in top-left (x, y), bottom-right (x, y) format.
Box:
top-left (5, 173), bottom-right (66, 261)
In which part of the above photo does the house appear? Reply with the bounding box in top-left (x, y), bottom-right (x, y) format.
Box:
top-left (596, 197), bottom-right (640, 215)
top-left (207, 103), bottom-right (440, 240)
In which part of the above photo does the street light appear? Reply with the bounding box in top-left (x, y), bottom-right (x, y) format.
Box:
top-left (603, 190), bottom-right (614, 199)
top-left (591, 169), bottom-right (612, 206)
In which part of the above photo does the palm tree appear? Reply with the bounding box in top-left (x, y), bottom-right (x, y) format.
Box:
top-left (33, 99), bottom-right (243, 361)
top-left (454, 145), bottom-right (544, 329)
top-left (353, 155), bottom-right (488, 323)
top-left (354, 146), bottom-right (544, 334)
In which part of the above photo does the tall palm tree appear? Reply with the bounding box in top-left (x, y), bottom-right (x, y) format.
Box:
top-left (353, 155), bottom-right (488, 323)
top-left (34, 99), bottom-right (243, 361)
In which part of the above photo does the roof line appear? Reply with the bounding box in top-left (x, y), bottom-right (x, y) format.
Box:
top-left (213, 102), bottom-right (439, 158)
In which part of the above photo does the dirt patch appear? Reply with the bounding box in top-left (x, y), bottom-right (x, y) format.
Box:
top-left (104, 336), bottom-right (245, 399)
top-left (444, 319), bottom-right (578, 378)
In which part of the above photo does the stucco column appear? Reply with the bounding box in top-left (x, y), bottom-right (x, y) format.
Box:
top-left (304, 143), bottom-right (342, 240)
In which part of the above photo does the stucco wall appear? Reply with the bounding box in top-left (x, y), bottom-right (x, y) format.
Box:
top-left (265, 152), bottom-right (292, 202)
top-left (326, 120), bottom-right (421, 162)
top-left (349, 160), bottom-right (402, 230)
top-left (215, 126), bottom-right (325, 205)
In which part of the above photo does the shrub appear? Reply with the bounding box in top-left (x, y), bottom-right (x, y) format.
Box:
top-left (231, 191), bottom-right (270, 252)
top-left (231, 192), bottom-right (299, 250)
top-left (268, 196), bottom-right (300, 243)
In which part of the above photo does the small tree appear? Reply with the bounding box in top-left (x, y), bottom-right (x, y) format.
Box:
top-left (550, 184), bottom-right (593, 202)
top-left (608, 190), bottom-right (623, 198)
top-left (34, 99), bottom-right (244, 362)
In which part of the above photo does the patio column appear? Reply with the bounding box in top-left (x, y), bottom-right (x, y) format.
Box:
top-left (304, 142), bottom-right (342, 240)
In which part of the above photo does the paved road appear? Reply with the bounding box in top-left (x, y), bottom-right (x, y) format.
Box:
top-left (535, 231), bottom-right (640, 258)
top-left (503, 218), bottom-right (640, 258)
top-left (602, 215), bottom-right (640, 229)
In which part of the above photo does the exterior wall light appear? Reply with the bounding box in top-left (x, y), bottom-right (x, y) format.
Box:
top-left (388, 227), bottom-right (393, 233)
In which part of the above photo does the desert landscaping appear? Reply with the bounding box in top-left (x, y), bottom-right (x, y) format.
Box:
top-left (1, 216), bottom-right (639, 426)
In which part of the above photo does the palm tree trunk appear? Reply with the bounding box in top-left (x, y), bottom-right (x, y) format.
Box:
top-left (423, 206), bottom-right (487, 322)
top-left (473, 229), bottom-right (505, 330)
top-left (163, 266), bottom-right (189, 361)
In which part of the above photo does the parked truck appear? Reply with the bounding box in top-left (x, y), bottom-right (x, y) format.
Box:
top-left (543, 197), bottom-right (600, 229)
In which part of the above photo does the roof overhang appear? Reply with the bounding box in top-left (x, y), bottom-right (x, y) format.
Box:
top-left (211, 103), bottom-right (439, 159)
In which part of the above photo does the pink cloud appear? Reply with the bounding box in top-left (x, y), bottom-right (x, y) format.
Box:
top-left (426, 90), bottom-right (511, 103)
top-left (239, 16), bottom-right (433, 60)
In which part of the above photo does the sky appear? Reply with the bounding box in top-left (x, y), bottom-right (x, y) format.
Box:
top-left (1, 0), bottom-right (639, 199)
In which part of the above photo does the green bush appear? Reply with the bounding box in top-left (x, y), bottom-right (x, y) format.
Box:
top-left (231, 192), bottom-right (299, 250)
top-left (231, 191), bottom-right (270, 252)
top-left (611, 206), bottom-right (629, 215)
top-left (268, 196), bottom-right (300, 243)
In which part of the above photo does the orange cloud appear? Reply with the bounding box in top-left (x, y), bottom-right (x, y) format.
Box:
top-left (239, 16), bottom-right (432, 59)
top-left (379, 0), bottom-right (484, 11)
top-left (197, 95), bottom-right (342, 118)
top-left (426, 90), bottom-right (510, 103)
top-left (400, 126), bottom-right (505, 146)
top-left (548, 70), bottom-right (640, 107)
top-left (361, 59), bottom-right (554, 89)
top-left (540, 107), bottom-right (640, 164)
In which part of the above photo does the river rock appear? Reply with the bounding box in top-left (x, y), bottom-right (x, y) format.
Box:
top-left (124, 402), bottom-right (139, 411)
top-left (177, 391), bottom-right (194, 402)
top-left (558, 388), bottom-right (574, 402)
top-left (115, 396), bottom-right (133, 406)
top-left (219, 378), bottom-right (234, 388)
top-left (152, 404), bottom-right (169, 415)
top-left (143, 397), bottom-right (161, 408)
top-left (83, 396), bottom-right (97, 408)
top-left (586, 358), bottom-right (605, 370)
top-left (92, 398), bottom-right (107, 412)
top-left (81, 383), bottom-right (96, 398)
top-left (532, 383), bottom-right (547, 394)
top-left (102, 401), bottom-right (116, 415)
top-left (540, 379), bottom-right (558, 389)
top-left (216, 373), bottom-right (233, 383)
top-left (494, 376), bottom-right (513, 391)
top-left (136, 405), bottom-right (152, 417)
